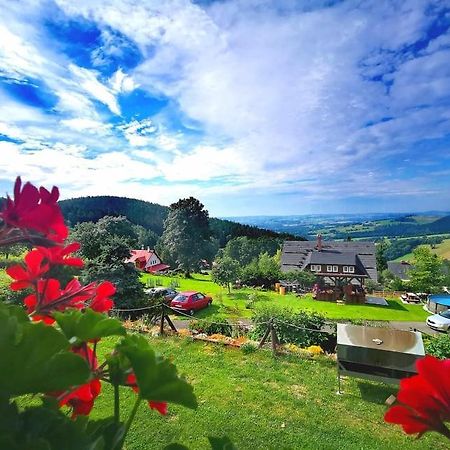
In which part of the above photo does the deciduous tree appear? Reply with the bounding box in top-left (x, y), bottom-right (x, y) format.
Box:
top-left (158, 197), bottom-right (217, 276)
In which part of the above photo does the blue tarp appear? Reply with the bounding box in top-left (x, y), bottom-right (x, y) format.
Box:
top-left (429, 295), bottom-right (450, 307)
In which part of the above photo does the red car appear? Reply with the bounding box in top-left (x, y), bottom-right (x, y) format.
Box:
top-left (170, 291), bottom-right (212, 315)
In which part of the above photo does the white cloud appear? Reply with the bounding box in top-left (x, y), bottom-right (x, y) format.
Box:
top-left (69, 65), bottom-right (121, 115)
top-left (1, 0), bottom-right (450, 214)
top-left (110, 68), bottom-right (138, 93)
top-left (60, 118), bottom-right (113, 134)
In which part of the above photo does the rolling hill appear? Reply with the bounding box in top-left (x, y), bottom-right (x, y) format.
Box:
top-left (59, 196), bottom-right (300, 245)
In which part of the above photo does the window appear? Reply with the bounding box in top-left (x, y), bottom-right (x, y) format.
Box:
top-left (348, 266), bottom-right (355, 273)
top-left (196, 293), bottom-right (205, 299)
top-left (332, 266), bottom-right (338, 272)
top-left (326, 265), bottom-right (333, 272)
top-left (343, 266), bottom-right (349, 273)
top-left (310, 264), bottom-right (321, 272)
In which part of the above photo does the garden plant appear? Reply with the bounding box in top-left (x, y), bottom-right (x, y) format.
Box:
top-left (0, 178), bottom-right (197, 449)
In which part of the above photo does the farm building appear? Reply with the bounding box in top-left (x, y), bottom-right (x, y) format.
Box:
top-left (280, 235), bottom-right (378, 302)
top-left (387, 261), bottom-right (414, 281)
top-left (125, 248), bottom-right (170, 273)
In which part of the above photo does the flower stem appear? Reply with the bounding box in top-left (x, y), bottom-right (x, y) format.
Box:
top-left (114, 383), bottom-right (120, 425)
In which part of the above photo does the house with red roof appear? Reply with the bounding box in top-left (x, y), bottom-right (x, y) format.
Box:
top-left (125, 248), bottom-right (170, 273)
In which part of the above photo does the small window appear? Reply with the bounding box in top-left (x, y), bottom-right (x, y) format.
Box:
top-left (326, 265), bottom-right (333, 272)
top-left (348, 266), bottom-right (355, 273)
top-left (310, 264), bottom-right (321, 272)
top-left (196, 293), bottom-right (205, 300)
top-left (332, 266), bottom-right (338, 272)
top-left (343, 266), bottom-right (349, 273)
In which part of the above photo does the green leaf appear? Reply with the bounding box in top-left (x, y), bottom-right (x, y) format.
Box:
top-left (15, 405), bottom-right (105, 450)
top-left (106, 352), bottom-right (130, 386)
top-left (0, 305), bottom-right (90, 396)
top-left (208, 436), bottom-right (238, 450)
top-left (117, 335), bottom-right (197, 409)
top-left (86, 418), bottom-right (124, 450)
top-left (53, 309), bottom-right (125, 345)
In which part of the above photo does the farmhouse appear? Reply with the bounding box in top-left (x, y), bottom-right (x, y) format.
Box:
top-left (281, 235), bottom-right (378, 302)
top-left (387, 260), bottom-right (414, 281)
top-left (125, 248), bottom-right (170, 273)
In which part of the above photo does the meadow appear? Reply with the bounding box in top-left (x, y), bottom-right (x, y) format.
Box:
top-left (141, 273), bottom-right (429, 322)
top-left (89, 335), bottom-right (445, 450)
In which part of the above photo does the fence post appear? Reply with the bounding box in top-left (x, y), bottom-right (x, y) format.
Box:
top-left (159, 303), bottom-right (165, 336)
top-left (165, 311), bottom-right (178, 332)
top-left (270, 319), bottom-right (279, 357)
top-left (258, 321), bottom-right (271, 348)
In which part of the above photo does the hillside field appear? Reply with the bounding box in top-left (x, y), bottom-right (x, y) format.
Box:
top-left (141, 273), bottom-right (429, 322)
top-left (394, 238), bottom-right (450, 262)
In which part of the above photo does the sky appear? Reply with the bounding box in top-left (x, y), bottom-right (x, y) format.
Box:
top-left (0, 0), bottom-right (450, 217)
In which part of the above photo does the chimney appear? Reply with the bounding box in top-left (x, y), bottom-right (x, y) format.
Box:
top-left (317, 234), bottom-right (323, 252)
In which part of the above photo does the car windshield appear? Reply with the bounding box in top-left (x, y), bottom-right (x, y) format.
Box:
top-left (173, 294), bottom-right (188, 303)
top-left (439, 310), bottom-right (450, 319)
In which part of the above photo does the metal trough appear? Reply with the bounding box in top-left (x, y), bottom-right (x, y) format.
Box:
top-left (336, 324), bottom-right (424, 392)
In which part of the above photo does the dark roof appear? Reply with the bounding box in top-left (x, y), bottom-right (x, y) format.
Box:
top-left (281, 240), bottom-right (377, 281)
top-left (387, 261), bottom-right (414, 280)
top-left (309, 251), bottom-right (358, 265)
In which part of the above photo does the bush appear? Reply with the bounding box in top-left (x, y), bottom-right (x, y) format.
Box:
top-left (241, 342), bottom-right (258, 354)
top-left (425, 333), bottom-right (450, 359)
top-left (188, 315), bottom-right (233, 336)
top-left (251, 303), bottom-right (331, 347)
top-left (0, 271), bottom-right (29, 304)
top-left (245, 292), bottom-right (263, 309)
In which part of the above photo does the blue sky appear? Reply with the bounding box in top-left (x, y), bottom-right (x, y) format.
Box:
top-left (0, 0), bottom-right (449, 216)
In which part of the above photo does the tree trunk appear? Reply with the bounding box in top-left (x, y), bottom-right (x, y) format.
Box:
top-left (227, 283), bottom-right (231, 294)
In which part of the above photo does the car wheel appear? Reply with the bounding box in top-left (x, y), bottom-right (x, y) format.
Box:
top-left (189, 309), bottom-right (195, 316)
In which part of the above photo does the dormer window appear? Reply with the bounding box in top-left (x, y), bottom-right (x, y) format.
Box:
top-left (343, 266), bottom-right (355, 273)
top-left (311, 264), bottom-right (321, 272)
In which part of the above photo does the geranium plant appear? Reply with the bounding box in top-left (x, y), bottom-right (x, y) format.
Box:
top-left (385, 355), bottom-right (450, 440)
top-left (0, 177), bottom-right (197, 449)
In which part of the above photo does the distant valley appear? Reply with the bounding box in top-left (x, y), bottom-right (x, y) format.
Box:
top-left (225, 212), bottom-right (450, 241)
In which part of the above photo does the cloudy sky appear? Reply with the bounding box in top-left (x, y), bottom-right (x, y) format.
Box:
top-left (0, 0), bottom-right (449, 216)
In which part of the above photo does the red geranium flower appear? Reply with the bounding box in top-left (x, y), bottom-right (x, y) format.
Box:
top-left (385, 355), bottom-right (450, 438)
top-left (54, 345), bottom-right (101, 418)
top-left (6, 249), bottom-right (49, 290)
top-left (36, 242), bottom-right (84, 268)
top-left (126, 373), bottom-right (168, 415)
top-left (0, 177), bottom-right (68, 242)
top-left (90, 281), bottom-right (116, 313)
top-left (24, 278), bottom-right (96, 323)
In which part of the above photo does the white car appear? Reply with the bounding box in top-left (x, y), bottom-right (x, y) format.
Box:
top-left (426, 310), bottom-right (450, 332)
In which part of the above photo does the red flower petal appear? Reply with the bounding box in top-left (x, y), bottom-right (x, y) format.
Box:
top-left (149, 401), bottom-right (168, 416)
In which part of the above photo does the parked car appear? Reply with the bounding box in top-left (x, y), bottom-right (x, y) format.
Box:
top-left (426, 310), bottom-right (450, 332)
top-left (144, 287), bottom-right (178, 304)
top-left (170, 291), bottom-right (212, 315)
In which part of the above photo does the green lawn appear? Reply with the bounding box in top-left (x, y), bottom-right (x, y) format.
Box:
top-left (91, 335), bottom-right (445, 450)
top-left (141, 273), bottom-right (429, 322)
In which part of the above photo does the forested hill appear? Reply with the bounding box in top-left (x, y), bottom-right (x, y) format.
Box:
top-left (59, 196), bottom-right (300, 244)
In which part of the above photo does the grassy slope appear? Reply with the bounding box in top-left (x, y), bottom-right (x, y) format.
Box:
top-left (141, 274), bottom-right (429, 322)
top-left (394, 238), bottom-right (450, 262)
top-left (91, 335), bottom-right (444, 450)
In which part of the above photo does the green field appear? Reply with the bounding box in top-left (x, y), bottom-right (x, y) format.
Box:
top-left (89, 335), bottom-right (445, 450)
top-left (141, 273), bottom-right (429, 322)
top-left (395, 238), bottom-right (450, 262)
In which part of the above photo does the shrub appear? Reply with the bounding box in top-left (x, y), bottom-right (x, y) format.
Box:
top-left (426, 333), bottom-right (450, 359)
top-left (251, 303), bottom-right (331, 347)
top-left (241, 342), bottom-right (258, 354)
top-left (188, 315), bottom-right (233, 336)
